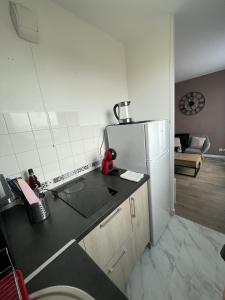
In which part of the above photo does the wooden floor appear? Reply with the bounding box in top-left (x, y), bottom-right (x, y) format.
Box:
top-left (175, 157), bottom-right (225, 234)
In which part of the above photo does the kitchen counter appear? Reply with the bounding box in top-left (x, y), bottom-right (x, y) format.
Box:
top-left (0, 168), bottom-right (149, 299)
top-left (27, 242), bottom-right (127, 300)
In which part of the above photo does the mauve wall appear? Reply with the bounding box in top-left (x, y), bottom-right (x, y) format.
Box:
top-left (175, 70), bottom-right (225, 155)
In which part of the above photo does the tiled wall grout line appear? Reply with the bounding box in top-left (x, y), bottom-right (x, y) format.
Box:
top-left (41, 111), bottom-right (64, 182)
top-left (59, 115), bottom-right (77, 176)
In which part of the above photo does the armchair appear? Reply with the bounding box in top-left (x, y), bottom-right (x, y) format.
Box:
top-left (184, 134), bottom-right (211, 155)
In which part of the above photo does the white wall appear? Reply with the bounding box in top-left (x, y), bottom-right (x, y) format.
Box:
top-left (0, 0), bottom-right (128, 184)
top-left (125, 15), bottom-right (172, 121)
top-left (0, 0), bottom-right (128, 125)
top-left (125, 15), bottom-right (175, 211)
top-left (0, 0), bottom-right (175, 207)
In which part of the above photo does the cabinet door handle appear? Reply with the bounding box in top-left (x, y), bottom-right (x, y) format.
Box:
top-left (107, 248), bottom-right (127, 274)
top-left (131, 197), bottom-right (136, 218)
top-left (100, 207), bottom-right (122, 228)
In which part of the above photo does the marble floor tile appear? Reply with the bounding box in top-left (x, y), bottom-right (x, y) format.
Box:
top-left (213, 286), bottom-right (224, 300)
top-left (126, 215), bottom-right (225, 300)
top-left (126, 261), bottom-right (145, 300)
top-left (141, 246), bottom-right (174, 300)
top-left (166, 238), bottom-right (216, 300)
top-left (157, 216), bottom-right (186, 263)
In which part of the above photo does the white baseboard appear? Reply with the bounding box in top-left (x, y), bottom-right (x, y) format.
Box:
top-left (204, 154), bottom-right (225, 160)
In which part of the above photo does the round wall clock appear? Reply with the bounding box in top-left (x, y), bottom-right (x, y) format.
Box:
top-left (179, 92), bottom-right (205, 115)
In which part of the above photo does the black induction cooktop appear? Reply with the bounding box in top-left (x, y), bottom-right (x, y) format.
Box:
top-left (55, 177), bottom-right (118, 218)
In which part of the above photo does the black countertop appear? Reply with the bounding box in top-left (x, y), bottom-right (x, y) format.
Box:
top-left (27, 242), bottom-right (127, 300)
top-left (0, 168), bottom-right (149, 299)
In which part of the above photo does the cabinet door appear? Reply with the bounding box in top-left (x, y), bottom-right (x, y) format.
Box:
top-left (104, 234), bottom-right (136, 293)
top-left (130, 182), bottom-right (150, 259)
top-left (83, 199), bottom-right (132, 270)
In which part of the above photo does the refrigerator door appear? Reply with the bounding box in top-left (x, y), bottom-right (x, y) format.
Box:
top-left (148, 150), bottom-right (171, 245)
top-left (106, 124), bottom-right (148, 174)
top-left (145, 120), bottom-right (169, 161)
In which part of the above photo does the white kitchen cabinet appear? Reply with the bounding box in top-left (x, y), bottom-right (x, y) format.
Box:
top-left (104, 234), bottom-right (136, 293)
top-left (130, 182), bottom-right (150, 260)
top-left (83, 198), bottom-right (132, 270)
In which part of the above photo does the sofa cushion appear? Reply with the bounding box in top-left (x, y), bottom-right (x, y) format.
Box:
top-left (190, 136), bottom-right (206, 149)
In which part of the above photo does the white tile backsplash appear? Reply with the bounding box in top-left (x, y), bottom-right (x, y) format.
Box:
top-left (64, 111), bottom-right (79, 127)
top-left (59, 156), bottom-right (75, 173)
top-left (71, 140), bottom-right (84, 155)
top-left (38, 146), bottom-right (57, 165)
top-left (10, 132), bottom-right (36, 153)
top-left (33, 166), bottom-right (45, 184)
top-left (85, 151), bottom-right (97, 164)
top-left (56, 143), bottom-right (72, 160)
top-left (42, 162), bottom-right (61, 181)
top-left (0, 155), bottom-right (20, 176)
top-left (84, 138), bottom-right (95, 153)
top-left (74, 153), bottom-right (86, 168)
top-left (29, 112), bottom-right (49, 130)
top-left (4, 113), bottom-right (31, 133)
top-left (93, 125), bottom-right (102, 138)
top-left (68, 126), bottom-right (82, 141)
top-left (34, 130), bottom-right (52, 148)
top-left (7, 173), bottom-right (22, 180)
top-left (81, 125), bottom-right (94, 139)
top-left (0, 114), bottom-right (7, 134)
top-left (0, 110), bottom-right (102, 183)
top-left (16, 150), bottom-right (40, 171)
top-left (48, 112), bottom-right (67, 128)
top-left (94, 137), bottom-right (100, 151)
top-left (0, 135), bottom-right (14, 156)
top-left (52, 128), bottom-right (69, 145)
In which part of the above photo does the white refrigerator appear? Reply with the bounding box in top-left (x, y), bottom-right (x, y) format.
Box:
top-left (106, 120), bottom-right (171, 245)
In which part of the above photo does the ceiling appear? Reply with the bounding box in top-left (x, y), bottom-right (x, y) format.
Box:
top-left (53, 0), bottom-right (225, 82)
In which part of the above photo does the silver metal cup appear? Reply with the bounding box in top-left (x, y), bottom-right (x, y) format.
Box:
top-left (26, 197), bottom-right (50, 223)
